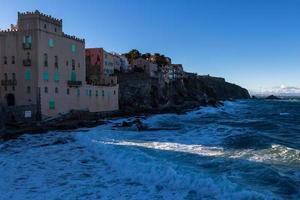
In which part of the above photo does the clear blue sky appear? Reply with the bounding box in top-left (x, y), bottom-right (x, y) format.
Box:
top-left (1, 0), bottom-right (300, 91)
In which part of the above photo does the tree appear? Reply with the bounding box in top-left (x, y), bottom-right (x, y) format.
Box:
top-left (152, 53), bottom-right (168, 67)
top-left (124, 49), bottom-right (141, 63)
top-left (141, 53), bottom-right (151, 60)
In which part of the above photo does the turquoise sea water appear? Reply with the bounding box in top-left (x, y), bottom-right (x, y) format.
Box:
top-left (0, 99), bottom-right (300, 199)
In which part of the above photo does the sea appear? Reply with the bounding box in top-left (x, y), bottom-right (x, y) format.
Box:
top-left (0, 98), bottom-right (300, 200)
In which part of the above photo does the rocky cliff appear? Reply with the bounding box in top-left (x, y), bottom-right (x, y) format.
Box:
top-left (118, 73), bottom-right (250, 114)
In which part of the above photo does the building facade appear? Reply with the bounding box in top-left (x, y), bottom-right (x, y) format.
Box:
top-left (0, 11), bottom-right (118, 121)
top-left (86, 48), bottom-right (119, 86)
top-left (130, 58), bottom-right (158, 78)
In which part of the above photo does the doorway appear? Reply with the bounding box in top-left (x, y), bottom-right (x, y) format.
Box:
top-left (6, 93), bottom-right (15, 106)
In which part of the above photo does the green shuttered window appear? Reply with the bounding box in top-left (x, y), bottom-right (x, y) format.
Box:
top-left (71, 71), bottom-right (77, 81)
top-left (71, 44), bottom-right (76, 53)
top-left (49, 100), bottom-right (55, 109)
top-left (48, 38), bottom-right (54, 47)
top-left (54, 70), bottom-right (59, 81)
top-left (43, 71), bottom-right (49, 81)
top-left (25, 69), bottom-right (31, 80)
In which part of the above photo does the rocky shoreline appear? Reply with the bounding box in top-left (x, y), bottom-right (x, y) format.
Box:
top-left (0, 98), bottom-right (227, 141)
top-left (0, 73), bottom-right (250, 141)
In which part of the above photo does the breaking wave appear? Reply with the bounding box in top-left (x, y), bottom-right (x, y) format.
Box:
top-left (1, 99), bottom-right (300, 199)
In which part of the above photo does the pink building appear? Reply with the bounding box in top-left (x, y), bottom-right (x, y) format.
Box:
top-left (0, 11), bottom-right (119, 121)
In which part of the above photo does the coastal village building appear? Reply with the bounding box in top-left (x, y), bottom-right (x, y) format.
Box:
top-left (130, 58), bottom-right (158, 78)
top-left (168, 64), bottom-right (184, 80)
top-left (86, 48), bottom-right (128, 77)
top-left (118, 55), bottom-right (129, 72)
top-left (85, 48), bottom-right (119, 86)
top-left (0, 11), bottom-right (118, 121)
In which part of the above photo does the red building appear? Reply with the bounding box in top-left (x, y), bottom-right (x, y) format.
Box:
top-left (85, 48), bottom-right (104, 82)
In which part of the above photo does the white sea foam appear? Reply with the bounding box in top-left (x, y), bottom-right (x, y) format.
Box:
top-left (279, 112), bottom-right (290, 116)
top-left (76, 131), bottom-right (278, 200)
top-left (1, 100), bottom-right (298, 199)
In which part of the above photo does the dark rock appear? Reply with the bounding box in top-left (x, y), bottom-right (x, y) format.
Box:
top-left (118, 72), bottom-right (250, 115)
top-left (207, 99), bottom-right (218, 107)
top-left (265, 95), bottom-right (281, 100)
top-left (121, 121), bottom-right (131, 127)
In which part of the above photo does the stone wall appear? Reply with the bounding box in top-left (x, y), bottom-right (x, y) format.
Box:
top-left (2, 104), bottom-right (38, 123)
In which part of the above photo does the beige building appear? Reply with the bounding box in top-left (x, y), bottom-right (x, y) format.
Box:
top-left (0, 11), bottom-right (118, 121)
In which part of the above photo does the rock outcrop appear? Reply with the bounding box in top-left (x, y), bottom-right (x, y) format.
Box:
top-left (118, 73), bottom-right (250, 114)
top-left (265, 95), bottom-right (281, 100)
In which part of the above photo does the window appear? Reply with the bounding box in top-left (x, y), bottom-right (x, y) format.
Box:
top-left (66, 60), bottom-right (69, 66)
top-left (49, 100), bottom-right (55, 110)
top-left (77, 88), bottom-right (80, 96)
top-left (44, 24), bottom-right (47, 29)
top-left (114, 90), bottom-right (116, 95)
top-left (4, 86), bottom-right (7, 91)
top-left (54, 27), bottom-right (57, 32)
top-left (71, 44), bottom-right (76, 53)
top-left (72, 59), bottom-right (75, 70)
top-left (54, 56), bottom-right (58, 68)
top-left (48, 38), bottom-right (54, 47)
top-left (89, 90), bottom-right (92, 97)
top-left (44, 87), bottom-right (48, 93)
top-left (25, 69), bottom-right (31, 80)
top-left (54, 70), bottom-right (59, 82)
top-left (12, 56), bottom-right (15, 64)
top-left (85, 89), bottom-right (89, 96)
top-left (55, 87), bottom-right (58, 94)
top-left (43, 71), bottom-right (49, 81)
top-left (12, 86), bottom-right (15, 91)
top-left (78, 62), bottom-right (80, 68)
top-left (27, 86), bottom-right (31, 94)
top-left (4, 73), bottom-right (8, 80)
top-left (102, 90), bottom-right (104, 97)
top-left (71, 71), bottom-right (77, 81)
top-left (23, 35), bottom-right (32, 45)
top-left (4, 56), bottom-right (7, 64)
top-left (67, 88), bottom-right (70, 95)
top-left (27, 52), bottom-right (30, 60)
top-left (44, 53), bottom-right (48, 67)
top-left (12, 73), bottom-right (16, 80)
top-left (96, 90), bottom-right (98, 97)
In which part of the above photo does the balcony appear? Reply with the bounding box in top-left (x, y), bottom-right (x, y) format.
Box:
top-left (23, 43), bottom-right (32, 50)
top-left (23, 59), bottom-right (32, 66)
top-left (1, 79), bottom-right (17, 86)
top-left (67, 80), bottom-right (82, 87)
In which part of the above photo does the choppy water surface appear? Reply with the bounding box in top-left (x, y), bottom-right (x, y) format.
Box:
top-left (1, 99), bottom-right (300, 200)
